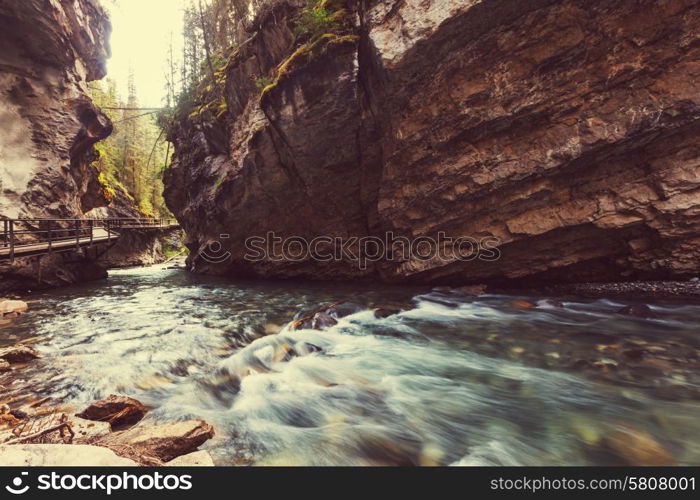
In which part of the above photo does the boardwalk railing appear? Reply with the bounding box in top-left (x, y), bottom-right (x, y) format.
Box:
top-left (0, 218), bottom-right (179, 262)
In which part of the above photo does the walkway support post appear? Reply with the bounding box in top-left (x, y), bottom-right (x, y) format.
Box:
top-left (47, 220), bottom-right (53, 253)
top-left (9, 220), bottom-right (14, 263)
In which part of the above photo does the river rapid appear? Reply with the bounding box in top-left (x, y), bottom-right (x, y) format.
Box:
top-left (1, 264), bottom-right (699, 466)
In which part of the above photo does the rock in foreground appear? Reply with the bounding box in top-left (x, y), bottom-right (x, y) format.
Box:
top-left (0, 444), bottom-right (137, 466)
top-left (77, 394), bottom-right (148, 430)
top-left (0, 345), bottom-right (40, 364)
top-left (108, 419), bottom-right (215, 462)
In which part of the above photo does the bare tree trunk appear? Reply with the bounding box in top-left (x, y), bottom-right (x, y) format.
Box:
top-left (198, 0), bottom-right (215, 77)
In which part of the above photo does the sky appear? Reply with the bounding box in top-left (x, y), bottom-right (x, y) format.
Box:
top-left (103, 0), bottom-right (186, 107)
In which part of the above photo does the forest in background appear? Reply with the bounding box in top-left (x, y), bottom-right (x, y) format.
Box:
top-left (89, 76), bottom-right (170, 217)
top-left (88, 0), bottom-right (248, 216)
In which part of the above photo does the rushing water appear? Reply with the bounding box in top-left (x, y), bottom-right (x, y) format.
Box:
top-left (1, 264), bottom-right (699, 465)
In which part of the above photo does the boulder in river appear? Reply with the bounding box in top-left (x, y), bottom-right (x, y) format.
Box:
top-left (311, 312), bottom-right (337, 330)
top-left (0, 345), bottom-right (40, 364)
top-left (108, 419), bottom-right (215, 462)
top-left (77, 395), bottom-right (148, 430)
top-left (0, 300), bottom-right (28, 317)
top-left (0, 444), bottom-right (138, 466)
top-left (602, 425), bottom-right (675, 466)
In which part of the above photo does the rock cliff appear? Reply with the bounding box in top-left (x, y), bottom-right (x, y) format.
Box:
top-left (0, 0), bottom-right (113, 292)
top-left (164, 0), bottom-right (700, 286)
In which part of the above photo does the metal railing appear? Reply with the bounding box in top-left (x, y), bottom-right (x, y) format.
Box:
top-left (0, 217), bottom-right (179, 262)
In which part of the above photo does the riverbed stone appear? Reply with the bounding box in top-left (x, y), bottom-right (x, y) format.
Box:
top-left (108, 419), bottom-right (215, 462)
top-left (311, 312), bottom-right (337, 330)
top-left (603, 425), bottom-right (675, 466)
top-left (512, 300), bottom-right (536, 310)
top-left (451, 285), bottom-right (487, 296)
top-left (0, 444), bottom-right (138, 466)
top-left (618, 304), bottom-right (657, 319)
top-left (77, 394), bottom-right (148, 430)
top-left (0, 345), bottom-right (40, 364)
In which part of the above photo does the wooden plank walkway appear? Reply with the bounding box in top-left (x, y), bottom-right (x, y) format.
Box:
top-left (0, 228), bottom-right (114, 259)
top-left (0, 218), bottom-right (180, 262)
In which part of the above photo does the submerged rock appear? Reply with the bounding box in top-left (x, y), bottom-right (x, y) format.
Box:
top-left (0, 444), bottom-right (137, 466)
top-left (512, 300), bottom-right (536, 310)
top-left (77, 395), bottom-right (148, 430)
top-left (0, 345), bottom-right (40, 364)
top-left (618, 304), bottom-right (658, 319)
top-left (603, 425), bottom-right (675, 466)
top-left (451, 285), bottom-right (488, 296)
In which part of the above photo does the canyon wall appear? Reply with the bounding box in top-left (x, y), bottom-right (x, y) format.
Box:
top-left (165, 0), bottom-right (700, 286)
top-left (0, 0), bottom-right (113, 292)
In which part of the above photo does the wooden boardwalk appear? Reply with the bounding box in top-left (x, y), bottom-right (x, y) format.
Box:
top-left (1, 218), bottom-right (179, 262)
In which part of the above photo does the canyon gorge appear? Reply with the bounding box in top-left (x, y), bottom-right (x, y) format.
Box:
top-left (1, 0), bottom-right (700, 469)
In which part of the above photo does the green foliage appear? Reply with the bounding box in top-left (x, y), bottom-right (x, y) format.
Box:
top-left (295, 5), bottom-right (338, 38)
top-left (255, 76), bottom-right (274, 90)
top-left (89, 78), bottom-right (171, 217)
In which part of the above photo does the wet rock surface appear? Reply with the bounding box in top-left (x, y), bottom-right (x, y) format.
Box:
top-left (76, 395), bottom-right (148, 430)
top-left (0, 345), bottom-right (40, 364)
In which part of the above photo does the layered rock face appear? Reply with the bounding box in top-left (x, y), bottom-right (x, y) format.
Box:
top-left (87, 187), bottom-right (172, 268)
top-left (0, 0), bottom-right (113, 292)
top-left (165, 0), bottom-right (700, 286)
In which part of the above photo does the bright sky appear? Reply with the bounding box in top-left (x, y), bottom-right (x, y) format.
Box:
top-left (104, 0), bottom-right (186, 107)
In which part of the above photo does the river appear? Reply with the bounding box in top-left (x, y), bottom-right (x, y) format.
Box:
top-left (1, 264), bottom-right (699, 465)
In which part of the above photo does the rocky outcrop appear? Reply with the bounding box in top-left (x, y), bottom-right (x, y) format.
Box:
top-left (0, 0), bottom-right (113, 292)
top-left (87, 187), bottom-right (171, 268)
top-left (165, 0), bottom-right (700, 286)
